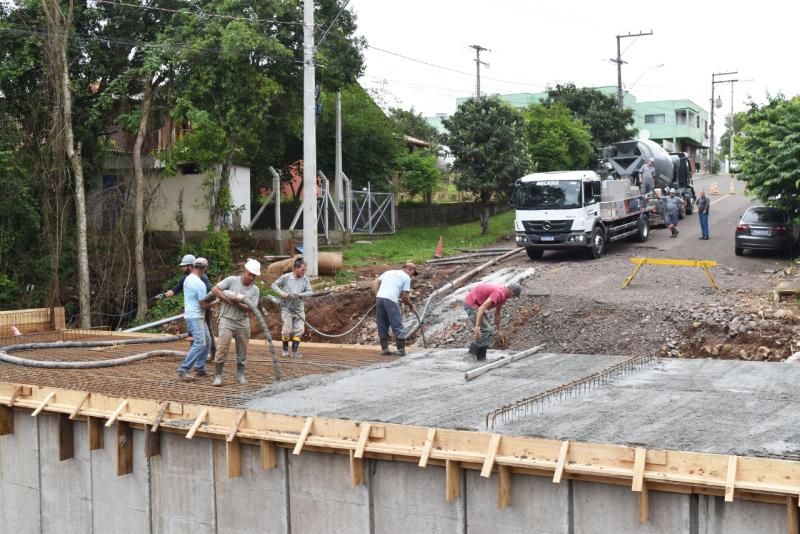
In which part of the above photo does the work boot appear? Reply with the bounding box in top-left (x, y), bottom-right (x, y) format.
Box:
top-left (236, 364), bottom-right (247, 385)
top-left (177, 371), bottom-right (195, 382)
top-left (396, 339), bottom-right (406, 357)
top-left (476, 346), bottom-right (487, 362)
top-left (465, 343), bottom-right (479, 363)
top-left (212, 363), bottom-right (224, 387)
top-left (380, 337), bottom-right (395, 356)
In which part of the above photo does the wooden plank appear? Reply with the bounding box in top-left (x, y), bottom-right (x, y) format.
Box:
top-left (789, 497), bottom-right (799, 534)
top-left (465, 344), bottom-right (546, 381)
top-left (151, 402), bottom-right (169, 433)
top-left (260, 440), bottom-right (278, 470)
top-left (186, 408), bottom-right (208, 440)
top-left (227, 411), bottom-right (246, 443)
top-left (6, 385), bottom-right (22, 407)
top-left (354, 423), bottom-right (371, 459)
top-left (226, 438), bottom-right (242, 478)
top-left (144, 425), bottom-right (161, 458)
top-left (117, 421), bottom-right (133, 476)
top-left (349, 449), bottom-right (364, 486)
top-left (58, 414), bottom-right (74, 461)
top-left (445, 459), bottom-right (461, 501)
top-left (619, 447), bottom-right (667, 466)
top-left (69, 392), bottom-right (90, 420)
top-left (369, 425), bottom-right (385, 439)
top-left (87, 416), bottom-right (104, 450)
top-left (639, 483), bottom-right (650, 524)
top-left (105, 400), bottom-right (128, 427)
top-left (31, 391), bottom-right (55, 417)
top-left (725, 455), bottom-right (738, 502)
top-left (553, 441), bottom-right (570, 483)
top-left (418, 428), bottom-right (436, 467)
top-left (632, 447), bottom-right (646, 492)
top-left (498, 464), bottom-right (511, 509)
top-left (480, 434), bottom-right (502, 478)
top-left (292, 417), bottom-right (314, 455)
top-left (0, 404), bottom-right (13, 435)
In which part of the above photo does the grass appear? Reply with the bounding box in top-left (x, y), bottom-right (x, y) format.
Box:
top-left (343, 209), bottom-right (515, 266)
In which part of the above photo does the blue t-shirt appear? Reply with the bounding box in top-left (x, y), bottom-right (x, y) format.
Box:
top-left (376, 270), bottom-right (411, 302)
top-left (183, 273), bottom-right (207, 320)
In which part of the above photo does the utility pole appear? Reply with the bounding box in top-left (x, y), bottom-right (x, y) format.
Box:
top-left (612, 31), bottom-right (653, 107)
top-left (709, 71), bottom-right (737, 175)
top-left (334, 90), bottom-right (344, 230)
top-left (303, 0), bottom-right (318, 276)
top-left (729, 82), bottom-right (735, 169)
top-left (469, 44), bottom-right (488, 98)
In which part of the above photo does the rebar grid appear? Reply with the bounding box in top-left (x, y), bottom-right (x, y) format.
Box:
top-left (486, 352), bottom-right (661, 428)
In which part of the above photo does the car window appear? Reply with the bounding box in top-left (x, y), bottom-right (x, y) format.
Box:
top-left (742, 209), bottom-right (785, 224)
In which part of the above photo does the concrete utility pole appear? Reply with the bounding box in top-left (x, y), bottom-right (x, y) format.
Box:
top-left (612, 31), bottom-right (653, 107)
top-left (469, 44), bottom-right (488, 98)
top-left (303, 0), bottom-right (318, 276)
top-left (334, 90), bottom-right (344, 230)
top-left (709, 71), bottom-right (737, 175)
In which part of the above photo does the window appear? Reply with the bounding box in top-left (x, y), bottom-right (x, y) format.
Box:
top-left (696, 115), bottom-right (701, 128)
top-left (583, 181), bottom-right (601, 205)
top-left (676, 110), bottom-right (687, 125)
top-left (645, 114), bottom-right (665, 124)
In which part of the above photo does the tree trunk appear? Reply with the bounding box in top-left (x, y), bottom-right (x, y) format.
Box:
top-left (133, 82), bottom-right (153, 320)
top-left (212, 150), bottom-right (235, 232)
top-left (480, 191), bottom-right (491, 235)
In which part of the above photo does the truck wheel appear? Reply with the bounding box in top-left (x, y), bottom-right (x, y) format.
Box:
top-left (678, 205), bottom-right (685, 220)
top-left (685, 198), bottom-right (693, 215)
top-left (735, 247), bottom-right (744, 256)
top-left (587, 227), bottom-right (605, 259)
top-left (636, 215), bottom-right (649, 242)
top-left (526, 247), bottom-right (543, 260)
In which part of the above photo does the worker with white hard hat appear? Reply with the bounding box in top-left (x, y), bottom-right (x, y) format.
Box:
top-left (154, 253), bottom-right (211, 300)
top-left (664, 188), bottom-right (685, 238)
top-left (210, 259), bottom-right (262, 386)
top-left (639, 157), bottom-right (656, 195)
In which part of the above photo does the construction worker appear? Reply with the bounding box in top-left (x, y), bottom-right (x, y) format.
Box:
top-left (154, 254), bottom-right (211, 300)
top-left (211, 259), bottom-right (261, 386)
top-left (639, 157), bottom-right (656, 194)
top-left (177, 258), bottom-right (211, 381)
top-left (464, 282), bottom-right (522, 362)
top-left (665, 188), bottom-right (686, 238)
top-left (372, 261), bottom-right (418, 356)
top-left (271, 258), bottom-right (313, 357)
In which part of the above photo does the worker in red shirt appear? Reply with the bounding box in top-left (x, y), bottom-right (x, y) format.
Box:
top-left (463, 282), bottom-right (522, 361)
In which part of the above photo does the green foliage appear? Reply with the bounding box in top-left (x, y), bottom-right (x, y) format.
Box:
top-left (442, 97), bottom-right (530, 233)
top-left (198, 229), bottom-right (234, 280)
top-left (737, 95), bottom-right (800, 221)
top-left (717, 111), bottom-right (747, 159)
top-left (388, 107), bottom-right (440, 145)
top-left (396, 151), bottom-right (441, 199)
top-left (523, 103), bottom-right (594, 171)
top-left (545, 83), bottom-right (637, 148)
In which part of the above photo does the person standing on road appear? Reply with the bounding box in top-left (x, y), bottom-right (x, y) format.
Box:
top-left (177, 258), bottom-right (211, 381)
top-left (696, 190), bottom-right (710, 240)
top-left (211, 259), bottom-right (262, 386)
top-left (372, 262), bottom-right (418, 356)
top-left (464, 282), bottom-right (522, 362)
top-left (639, 157), bottom-right (656, 195)
top-left (272, 258), bottom-right (313, 357)
top-left (664, 188), bottom-right (685, 238)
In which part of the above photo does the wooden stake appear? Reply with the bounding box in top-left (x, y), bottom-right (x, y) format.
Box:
top-left (87, 416), bottom-right (104, 450)
top-left (69, 392), bottom-right (90, 420)
top-left (481, 434), bottom-right (502, 478)
top-left (144, 425), bottom-right (161, 458)
top-left (445, 459), bottom-right (461, 501)
top-left (0, 405), bottom-right (13, 436)
top-left (105, 400), bottom-right (128, 427)
top-left (632, 447), bottom-right (646, 492)
top-left (553, 441), bottom-right (570, 483)
top-left (639, 483), bottom-right (650, 524)
top-left (788, 496), bottom-right (799, 534)
top-left (58, 414), bottom-right (74, 461)
top-left (497, 464), bottom-right (511, 509)
top-left (186, 408), bottom-right (208, 440)
top-left (227, 410), bottom-right (246, 443)
top-left (226, 438), bottom-right (242, 478)
top-left (418, 428), bottom-right (436, 468)
top-left (292, 417), bottom-right (313, 455)
top-left (117, 421), bottom-right (133, 476)
top-left (6, 385), bottom-right (22, 407)
top-left (260, 440), bottom-right (278, 470)
top-left (31, 391), bottom-right (55, 417)
top-left (349, 449), bottom-right (364, 487)
top-left (725, 455), bottom-right (738, 502)
top-left (150, 402), bottom-right (168, 433)
top-left (354, 423), bottom-right (371, 459)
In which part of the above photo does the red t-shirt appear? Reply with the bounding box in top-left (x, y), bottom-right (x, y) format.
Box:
top-left (464, 283), bottom-right (509, 309)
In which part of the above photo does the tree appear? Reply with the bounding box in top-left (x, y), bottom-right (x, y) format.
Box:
top-left (524, 103), bottom-right (593, 171)
top-left (545, 83), bottom-right (637, 148)
top-left (388, 107), bottom-right (440, 145)
top-left (443, 97), bottom-right (530, 234)
top-left (737, 95), bottom-right (800, 220)
top-left (396, 151), bottom-right (440, 202)
top-left (717, 111), bottom-right (746, 160)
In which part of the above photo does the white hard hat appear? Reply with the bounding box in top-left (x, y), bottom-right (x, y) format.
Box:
top-left (648, 157), bottom-right (655, 162)
top-left (180, 254), bottom-right (196, 266)
top-left (244, 258), bottom-right (261, 276)
top-left (194, 257), bottom-right (209, 268)
top-left (669, 188), bottom-right (676, 193)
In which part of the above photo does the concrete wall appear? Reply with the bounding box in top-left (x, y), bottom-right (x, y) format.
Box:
top-left (0, 414), bottom-right (794, 534)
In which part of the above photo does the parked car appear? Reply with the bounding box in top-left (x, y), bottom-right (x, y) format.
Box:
top-left (735, 207), bottom-right (799, 256)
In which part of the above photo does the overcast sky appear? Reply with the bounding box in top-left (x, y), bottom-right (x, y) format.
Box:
top-left (349, 0), bottom-right (796, 133)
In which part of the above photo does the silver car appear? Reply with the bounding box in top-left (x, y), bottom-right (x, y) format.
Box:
top-left (735, 207), bottom-right (799, 256)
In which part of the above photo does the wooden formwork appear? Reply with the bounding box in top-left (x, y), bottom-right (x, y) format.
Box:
top-left (0, 307), bottom-right (65, 336)
top-left (1, 381), bottom-right (800, 532)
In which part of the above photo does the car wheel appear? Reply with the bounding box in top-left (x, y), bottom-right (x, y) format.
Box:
top-left (526, 247), bottom-right (543, 260)
top-left (735, 247), bottom-right (744, 256)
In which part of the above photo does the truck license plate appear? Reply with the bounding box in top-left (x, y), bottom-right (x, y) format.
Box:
top-left (540, 235), bottom-right (555, 242)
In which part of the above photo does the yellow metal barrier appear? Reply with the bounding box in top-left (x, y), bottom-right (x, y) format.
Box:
top-left (621, 257), bottom-right (719, 290)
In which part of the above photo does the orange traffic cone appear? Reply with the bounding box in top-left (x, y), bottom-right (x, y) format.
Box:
top-left (435, 236), bottom-right (443, 258)
top-left (709, 182), bottom-right (720, 195)
top-left (729, 181), bottom-right (736, 194)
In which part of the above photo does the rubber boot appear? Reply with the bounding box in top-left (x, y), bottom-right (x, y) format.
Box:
top-left (236, 364), bottom-right (247, 385)
top-left (213, 363), bottom-right (224, 387)
top-left (465, 343), bottom-right (479, 363)
top-left (380, 337), bottom-right (395, 356)
top-left (476, 346), bottom-right (487, 362)
top-left (396, 338), bottom-right (406, 357)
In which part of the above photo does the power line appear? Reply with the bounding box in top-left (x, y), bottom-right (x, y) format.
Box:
top-left (316, 0), bottom-right (350, 49)
top-left (92, 0), bottom-right (302, 25)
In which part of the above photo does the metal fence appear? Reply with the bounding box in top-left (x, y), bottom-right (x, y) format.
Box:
top-left (348, 181), bottom-right (395, 235)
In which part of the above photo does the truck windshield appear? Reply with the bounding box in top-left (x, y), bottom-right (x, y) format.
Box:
top-left (516, 180), bottom-right (582, 210)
